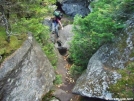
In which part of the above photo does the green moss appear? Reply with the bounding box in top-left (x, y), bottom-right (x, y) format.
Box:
top-left (109, 62), bottom-right (134, 98)
top-left (0, 32), bottom-right (27, 64)
top-left (129, 50), bottom-right (134, 58)
top-left (10, 36), bottom-right (20, 48)
top-left (0, 48), bottom-right (6, 55)
top-left (116, 34), bottom-right (128, 54)
top-left (0, 27), bottom-right (6, 37)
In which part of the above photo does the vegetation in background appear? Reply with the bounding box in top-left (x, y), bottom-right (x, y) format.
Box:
top-left (113, 0), bottom-right (134, 22)
top-left (109, 62), bottom-right (134, 98)
top-left (1, 0), bottom-right (134, 99)
top-left (0, 27), bottom-right (27, 64)
top-left (69, 0), bottom-right (133, 77)
top-left (0, 0), bottom-right (57, 67)
top-left (69, 0), bottom-right (134, 97)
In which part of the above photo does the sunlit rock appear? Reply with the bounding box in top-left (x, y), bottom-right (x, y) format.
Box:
top-left (0, 34), bottom-right (55, 101)
top-left (58, 25), bottom-right (74, 49)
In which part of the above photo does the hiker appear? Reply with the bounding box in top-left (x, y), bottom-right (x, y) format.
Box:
top-left (51, 10), bottom-right (63, 37)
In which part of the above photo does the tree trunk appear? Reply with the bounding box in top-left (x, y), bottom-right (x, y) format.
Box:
top-left (0, 5), bottom-right (11, 43)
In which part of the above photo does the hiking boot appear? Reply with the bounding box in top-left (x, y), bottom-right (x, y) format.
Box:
top-left (57, 35), bottom-right (59, 37)
top-left (52, 31), bottom-right (55, 34)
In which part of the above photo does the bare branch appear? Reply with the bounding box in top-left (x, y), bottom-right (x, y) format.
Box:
top-left (0, 5), bottom-right (11, 42)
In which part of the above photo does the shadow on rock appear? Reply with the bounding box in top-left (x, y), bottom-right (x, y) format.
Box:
top-left (57, 40), bottom-right (67, 55)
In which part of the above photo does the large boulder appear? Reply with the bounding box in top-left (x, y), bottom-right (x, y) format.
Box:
top-left (57, 0), bottom-right (91, 17)
top-left (57, 0), bottom-right (92, 3)
top-left (57, 25), bottom-right (74, 50)
top-left (0, 34), bottom-right (55, 101)
top-left (72, 16), bottom-right (134, 99)
top-left (62, 1), bottom-right (90, 17)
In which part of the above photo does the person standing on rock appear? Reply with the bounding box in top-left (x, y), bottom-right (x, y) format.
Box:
top-left (51, 9), bottom-right (63, 38)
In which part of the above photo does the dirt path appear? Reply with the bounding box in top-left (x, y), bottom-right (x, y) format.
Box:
top-left (52, 50), bottom-right (80, 101)
top-left (49, 16), bottom-right (81, 101)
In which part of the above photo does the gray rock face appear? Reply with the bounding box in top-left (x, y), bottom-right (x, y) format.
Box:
top-left (0, 34), bottom-right (55, 101)
top-left (60, 0), bottom-right (90, 17)
top-left (57, 0), bottom-right (93, 3)
top-left (58, 25), bottom-right (74, 49)
top-left (62, 2), bottom-right (89, 17)
top-left (72, 16), bottom-right (134, 98)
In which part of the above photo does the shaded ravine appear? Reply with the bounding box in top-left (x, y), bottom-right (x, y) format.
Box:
top-left (52, 49), bottom-right (80, 101)
top-left (52, 50), bottom-right (115, 101)
top-left (42, 16), bottom-right (79, 100)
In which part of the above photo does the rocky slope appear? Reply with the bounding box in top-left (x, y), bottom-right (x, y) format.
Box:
top-left (72, 15), bottom-right (134, 99)
top-left (0, 34), bottom-right (55, 101)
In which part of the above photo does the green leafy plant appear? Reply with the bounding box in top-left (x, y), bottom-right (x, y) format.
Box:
top-left (112, 0), bottom-right (134, 22)
top-left (69, 0), bottom-right (129, 76)
top-left (0, 27), bottom-right (27, 64)
top-left (70, 64), bottom-right (85, 79)
top-left (53, 74), bottom-right (62, 85)
top-left (42, 44), bottom-right (57, 67)
top-left (1, 0), bottom-right (58, 68)
top-left (69, 35), bottom-right (95, 67)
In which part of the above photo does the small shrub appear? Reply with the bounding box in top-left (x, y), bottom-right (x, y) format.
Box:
top-left (70, 64), bottom-right (85, 79)
top-left (42, 44), bottom-right (57, 67)
top-left (53, 74), bottom-right (62, 85)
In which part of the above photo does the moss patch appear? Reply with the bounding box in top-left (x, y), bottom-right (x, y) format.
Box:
top-left (109, 62), bottom-right (134, 98)
top-left (129, 50), bottom-right (134, 58)
top-left (0, 28), bottom-right (27, 64)
top-left (116, 33), bottom-right (128, 54)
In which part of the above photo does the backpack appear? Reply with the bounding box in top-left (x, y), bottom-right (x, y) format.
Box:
top-left (53, 10), bottom-right (63, 19)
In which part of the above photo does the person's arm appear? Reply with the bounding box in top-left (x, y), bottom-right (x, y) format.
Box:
top-left (57, 19), bottom-right (63, 30)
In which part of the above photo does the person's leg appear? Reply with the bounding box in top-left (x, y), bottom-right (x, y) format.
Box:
top-left (55, 24), bottom-right (59, 37)
top-left (51, 22), bottom-right (56, 33)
